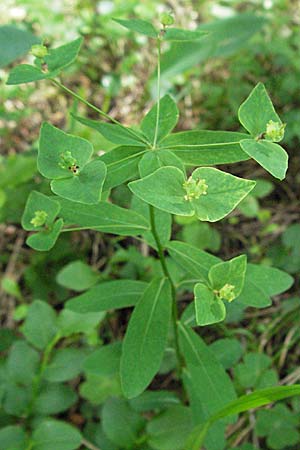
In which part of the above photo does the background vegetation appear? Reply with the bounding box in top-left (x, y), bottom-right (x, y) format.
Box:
top-left (0, 1), bottom-right (299, 449)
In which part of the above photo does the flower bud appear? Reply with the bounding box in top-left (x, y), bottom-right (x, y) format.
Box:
top-left (160, 12), bottom-right (174, 27)
top-left (30, 44), bottom-right (48, 59)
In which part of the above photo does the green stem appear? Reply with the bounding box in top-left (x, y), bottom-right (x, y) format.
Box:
top-left (149, 205), bottom-right (182, 374)
top-left (152, 38), bottom-right (161, 149)
top-left (26, 334), bottom-right (60, 417)
top-left (49, 78), bottom-right (149, 145)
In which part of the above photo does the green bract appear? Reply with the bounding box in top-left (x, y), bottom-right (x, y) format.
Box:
top-left (129, 166), bottom-right (256, 221)
top-left (6, 37), bottom-right (83, 84)
top-left (38, 123), bottom-right (106, 204)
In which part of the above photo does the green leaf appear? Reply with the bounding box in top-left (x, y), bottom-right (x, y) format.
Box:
top-left (240, 139), bottom-right (288, 180)
top-left (38, 122), bottom-right (93, 180)
top-left (66, 280), bottom-right (147, 313)
top-left (237, 263), bottom-right (293, 308)
top-left (141, 95), bottom-right (179, 144)
top-left (163, 28), bottom-right (207, 42)
top-left (255, 404), bottom-right (300, 449)
top-left (101, 146), bottom-right (146, 190)
top-left (113, 18), bottom-right (158, 38)
top-left (56, 260), bottom-right (99, 292)
top-left (80, 373), bottom-right (121, 405)
top-left (58, 197), bottom-right (149, 235)
top-left (83, 342), bottom-right (122, 377)
top-left (160, 130), bottom-right (250, 165)
top-left (129, 166), bottom-right (255, 221)
top-left (7, 37), bottom-right (83, 85)
top-left (6, 341), bottom-right (39, 385)
top-left (22, 191), bottom-right (61, 231)
top-left (7, 64), bottom-right (52, 84)
top-left (0, 25), bottom-right (39, 68)
top-left (34, 383), bottom-right (77, 415)
top-left (160, 14), bottom-right (265, 80)
top-left (121, 277), bottom-right (172, 398)
top-left (185, 385), bottom-right (300, 450)
top-left (129, 390), bottom-right (180, 412)
top-left (0, 425), bottom-right (27, 450)
top-left (51, 159), bottom-right (106, 204)
top-left (32, 420), bottom-right (82, 450)
top-left (209, 338), bottom-right (243, 370)
top-left (138, 150), bottom-right (184, 178)
top-left (167, 240), bottom-right (219, 281)
top-left (26, 218), bottom-right (64, 251)
top-left (102, 397), bottom-right (145, 448)
top-left (44, 348), bottom-right (87, 382)
top-left (57, 309), bottom-right (104, 337)
top-left (178, 323), bottom-right (236, 421)
top-left (190, 168), bottom-right (256, 221)
top-left (209, 254), bottom-right (247, 298)
top-left (238, 82), bottom-right (282, 137)
top-left (147, 405), bottom-right (193, 450)
top-left (131, 196), bottom-right (172, 250)
top-left (234, 353), bottom-right (276, 389)
top-left (194, 283), bottom-right (226, 326)
top-left (129, 166), bottom-right (192, 216)
top-left (72, 114), bottom-right (146, 146)
top-left (22, 300), bottom-right (58, 350)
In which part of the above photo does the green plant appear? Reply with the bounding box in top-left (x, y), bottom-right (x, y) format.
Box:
top-left (2, 14), bottom-right (298, 450)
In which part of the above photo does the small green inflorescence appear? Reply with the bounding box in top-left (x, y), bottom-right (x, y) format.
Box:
top-left (30, 210), bottom-right (48, 228)
top-left (59, 151), bottom-right (80, 174)
top-left (160, 12), bottom-right (175, 27)
top-left (30, 44), bottom-right (49, 59)
top-left (217, 283), bottom-right (236, 303)
top-left (183, 176), bottom-right (208, 201)
top-left (265, 120), bottom-right (286, 142)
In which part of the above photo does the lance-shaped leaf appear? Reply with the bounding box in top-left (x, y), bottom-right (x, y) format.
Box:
top-left (139, 150), bottom-right (184, 178)
top-left (7, 37), bottom-right (83, 85)
top-left (72, 114), bottom-right (146, 146)
top-left (238, 82), bottom-right (282, 138)
top-left (58, 197), bottom-right (149, 236)
top-left (113, 18), bottom-right (158, 38)
top-left (209, 254), bottom-right (247, 298)
top-left (26, 218), bottom-right (64, 251)
top-left (178, 323), bottom-right (236, 429)
top-left (38, 122), bottom-right (93, 180)
top-left (163, 28), bottom-right (207, 42)
top-left (66, 280), bottom-right (147, 313)
top-left (240, 139), bottom-right (288, 180)
top-left (129, 166), bottom-right (255, 222)
top-left (101, 146), bottom-right (146, 190)
top-left (121, 277), bottom-right (172, 398)
top-left (141, 95), bottom-right (179, 144)
top-left (194, 282), bottom-right (226, 326)
top-left (51, 159), bottom-right (107, 204)
top-left (160, 130), bottom-right (250, 165)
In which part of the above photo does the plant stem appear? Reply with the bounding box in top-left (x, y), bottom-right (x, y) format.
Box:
top-left (149, 205), bottom-right (182, 374)
top-left (82, 438), bottom-right (102, 450)
top-left (49, 78), bottom-right (149, 145)
top-left (26, 334), bottom-right (60, 417)
top-left (152, 38), bottom-right (161, 149)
